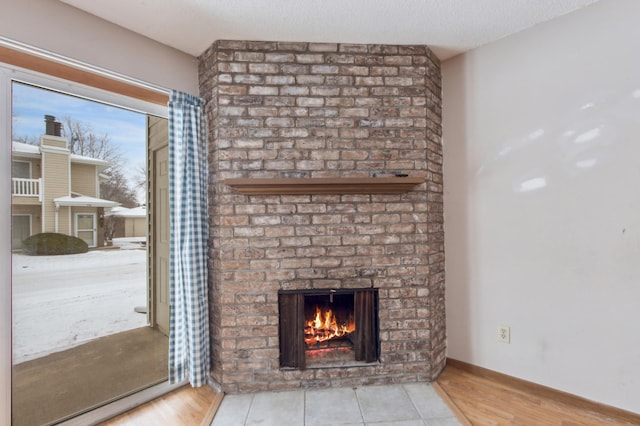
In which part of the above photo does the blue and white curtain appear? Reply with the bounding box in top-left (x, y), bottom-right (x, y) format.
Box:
top-left (168, 90), bottom-right (210, 386)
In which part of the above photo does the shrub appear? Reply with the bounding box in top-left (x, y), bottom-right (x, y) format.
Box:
top-left (22, 233), bottom-right (89, 255)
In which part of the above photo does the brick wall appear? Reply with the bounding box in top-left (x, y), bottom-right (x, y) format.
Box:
top-left (198, 40), bottom-right (445, 393)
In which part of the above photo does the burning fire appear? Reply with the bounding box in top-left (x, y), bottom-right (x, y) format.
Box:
top-left (304, 305), bottom-right (355, 345)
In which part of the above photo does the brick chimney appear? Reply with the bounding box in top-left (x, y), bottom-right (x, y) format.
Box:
top-left (44, 115), bottom-right (62, 137)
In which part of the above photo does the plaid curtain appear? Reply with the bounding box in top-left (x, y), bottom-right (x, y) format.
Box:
top-left (168, 90), bottom-right (210, 386)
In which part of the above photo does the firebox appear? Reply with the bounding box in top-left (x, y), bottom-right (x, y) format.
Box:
top-left (278, 289), bottom-right (378, 369)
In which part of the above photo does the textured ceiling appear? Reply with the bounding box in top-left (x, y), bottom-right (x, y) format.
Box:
top-left (59, 0), bottom-right (600, 60)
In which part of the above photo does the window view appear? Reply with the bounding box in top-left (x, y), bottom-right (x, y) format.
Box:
top-left (11, 82), bottom-right (168, 425)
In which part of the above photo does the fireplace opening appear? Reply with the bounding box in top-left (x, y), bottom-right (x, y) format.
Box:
top-left (279, 289), bottom-right (378, 369)
top-left (305, 292), bottom-right (355, 365)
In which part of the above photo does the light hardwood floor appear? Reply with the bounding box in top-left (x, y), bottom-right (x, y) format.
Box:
top-left (98, 361), bottom-right (640, 425)
top-left (99, 385), bottom-right (222, 426)
top-left (436, 359), bottom-right (640, 425)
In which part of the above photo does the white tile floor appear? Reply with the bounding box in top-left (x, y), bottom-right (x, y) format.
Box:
top-left (211, 382), bottom-right (460, 426)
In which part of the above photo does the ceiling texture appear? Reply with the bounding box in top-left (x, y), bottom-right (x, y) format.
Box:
top-left (59, 0), bottom-right (600, 61)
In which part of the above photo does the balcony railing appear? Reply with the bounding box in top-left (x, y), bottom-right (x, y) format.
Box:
top-left (12, 178), bottom-right (42, 201)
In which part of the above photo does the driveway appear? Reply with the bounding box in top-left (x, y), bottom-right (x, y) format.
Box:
top-left (11, 242), bottom-right (148, 364)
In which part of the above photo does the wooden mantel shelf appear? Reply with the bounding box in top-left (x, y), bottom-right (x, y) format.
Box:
top-left (224, 177), bottom-right (424, 195)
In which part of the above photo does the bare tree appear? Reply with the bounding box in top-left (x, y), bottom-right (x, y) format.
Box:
top-left (14, 134), bottom-right (39, 145)
top-left (100, 168), bottom-right (138, 208)
top-left (61, 117), bottom-right (138, 207)
top-left (133, 161), bottom-right (148, 201)
top-left (63, 117), bottom-right (123, 166)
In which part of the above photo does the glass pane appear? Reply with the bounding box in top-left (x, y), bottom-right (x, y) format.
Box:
top-left (11, 82), bottom-right (166, 425)
top-left (12, 161), bottom-right (30, 178)
top-left (77, 230), bottom-right (94, 245)
top-left (77, 215), bottom-right (94, 230)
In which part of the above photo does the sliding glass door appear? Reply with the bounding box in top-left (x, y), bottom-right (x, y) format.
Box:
top-left (5, 70), bottom-right (172, 425)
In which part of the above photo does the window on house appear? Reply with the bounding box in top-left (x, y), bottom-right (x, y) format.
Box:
top-left (12, 161), bottom-right (30, 179)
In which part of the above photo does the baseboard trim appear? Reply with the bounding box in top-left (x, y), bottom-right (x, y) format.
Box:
top-left (446, 358), bottom-right (640, 424)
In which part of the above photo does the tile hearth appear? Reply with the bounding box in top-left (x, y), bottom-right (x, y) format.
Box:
top-left (211, 382), bottom-right (460, 426)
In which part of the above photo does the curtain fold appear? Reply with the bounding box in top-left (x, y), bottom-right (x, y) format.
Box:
top-left (168, 90), bottom-right (210, 386)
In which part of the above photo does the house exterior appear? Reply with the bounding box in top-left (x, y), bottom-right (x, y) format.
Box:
top-left (106, 206), bottom-right (147, 239)
top-left (11, 117), bottom-right (119, 249)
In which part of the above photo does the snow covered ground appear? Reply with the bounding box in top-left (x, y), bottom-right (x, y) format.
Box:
top-left (12, 238), bottom-right (148, 364)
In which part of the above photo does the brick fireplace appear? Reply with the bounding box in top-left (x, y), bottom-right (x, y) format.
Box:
top-left (199, 40), bottom-right (445, 393)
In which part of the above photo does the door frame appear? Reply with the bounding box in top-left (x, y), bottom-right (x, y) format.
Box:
top-left (1, 67), bottom-right (11, 426)
top-left (75, 212), bottom-right (97, 248)
top-left (148, 117), bottom-right (170, 335)
top-left (1, 59), bottom-right (180, 426)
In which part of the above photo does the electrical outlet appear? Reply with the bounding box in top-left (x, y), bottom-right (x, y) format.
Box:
top-left (498, 326), bottom-right (510, 343)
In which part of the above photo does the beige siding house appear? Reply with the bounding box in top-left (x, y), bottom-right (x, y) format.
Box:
top-left (11, 118), bottom-right (119, 249)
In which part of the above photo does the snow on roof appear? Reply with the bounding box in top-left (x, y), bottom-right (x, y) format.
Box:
top-left (12, 141), bottom-right (110, 167)
top-left (54, 195), bottom-right (120, 208)
top-left (108, 206), bottom-right (147, 218)
top-left (12, 141), bottom-right (40, 156)
top-left (70, 153), bottom-right (110, 167)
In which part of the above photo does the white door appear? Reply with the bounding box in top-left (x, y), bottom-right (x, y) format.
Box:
top-left (75, 213), bottom-right (97, 248)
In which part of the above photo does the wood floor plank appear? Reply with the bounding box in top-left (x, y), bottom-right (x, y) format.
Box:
top-left (433, 382), bottom-right (473, 426)
top-left (436, 360), bottom-right (640, 425)
top-left (200, 390), bottom-right (224, 426)
top-left (99, 385), bottom-right (221, 426)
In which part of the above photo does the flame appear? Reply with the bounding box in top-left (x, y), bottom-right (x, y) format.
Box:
top-left (304, 305), bottom-right (355, 345)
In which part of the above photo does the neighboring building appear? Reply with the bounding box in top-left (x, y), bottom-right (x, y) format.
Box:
top-left (11, 116), bottom-right (120, 249)
top-left (106, 206), bottom-right (147, 239)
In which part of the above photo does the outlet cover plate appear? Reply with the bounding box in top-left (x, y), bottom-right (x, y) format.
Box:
top-left (498, 326), bottom-right (511, 343)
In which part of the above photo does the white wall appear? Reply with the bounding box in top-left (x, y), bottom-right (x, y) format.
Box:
top-left (443, 0), bottom-right (640, 413)
top-left (1, 0), bottom-right (198, 94)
